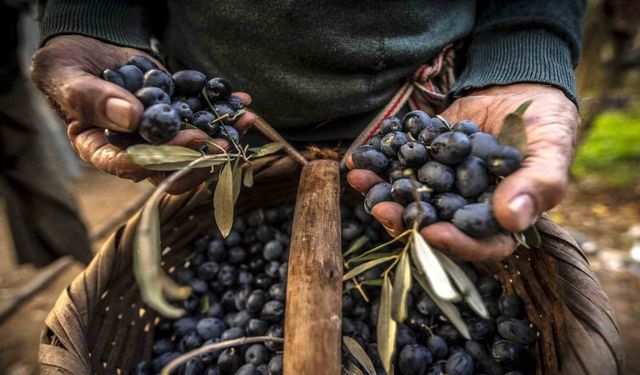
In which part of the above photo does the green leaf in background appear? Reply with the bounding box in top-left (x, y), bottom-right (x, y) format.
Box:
top-left (249, 142), bottom-right (284, 158)
top-left (243, 164), bottom-right (254, 187)
top-left (412, 270), bottom-right (470, 340)
top-left (436, 252), bottom-right (489, 319)
top-left (128, 145), bottom-right (202, 167)
top-left (391, 251), bottom-right (411, 323)
top-left (377, 275), bottom-right (397, 375)
top-left (514, 100), bottom-right (533, 116)
top-left (522, 224), bottom-right (542, 248)
top-left (410, 231), bottom-right (460, 302)
top-left (342, 255), bottom-right (396, 281)
top-left (214, 161), bottom-right (234, 237)
top-left (343, 336), bottom-right (376, 375)
top-left (497, 102), bottom-right (530, 154)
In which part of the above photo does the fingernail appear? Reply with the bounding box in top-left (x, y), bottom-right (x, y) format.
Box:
top-left (105, 98), bottom-right (134, 129)
top-left (508, 194), bottom-right (535, 229)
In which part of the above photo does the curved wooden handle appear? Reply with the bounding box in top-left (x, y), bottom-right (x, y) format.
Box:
top-left (284, 160), bottom-right (343, 375)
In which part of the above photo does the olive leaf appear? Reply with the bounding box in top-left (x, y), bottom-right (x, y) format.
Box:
top-left (145, 157), bottom-right (228, 171)
top-left (410, 231), bottom-right (460, 302)
top-left (342, 255), bottom-right (397, 281)
top-left (249, 142), bottom-right (284, 159)
top-left (346, 361), bottom-right (365, 375)
top-left (343, 235), bottom-right (372, 258)
top-left (134, 201), bottom-right (188, 318)
top-left (128, 144), bottom-right (202, 167)
top-left (343, 336), bottom-right (376, 375)
top-left (512, 232), bottom-right (530, 249)
top-left (232, 160), bottom-right (243, 204)
top-left (347, 250), bottom-right (401, 267)
top-left (377, 275), bottom-right (397, 375)
top-left (214, 161), bottom-right (234, 237)
top-left (360, 279), bottom-right (384, 287)
top-left (412, 270), bottom-right (470, 340)
top-left (522, 224), bottom-right (542, 248)
top-left (497, 101), bottom-right (533, 155)
top-left (391, 251), bottom-right (411, 323)
top-left (242, 164), bottom-right (254, 187)
top-left (435, 252), bottom-right (489, 319)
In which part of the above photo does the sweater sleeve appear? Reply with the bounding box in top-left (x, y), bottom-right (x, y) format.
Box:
top-left (40, 0), bottom-right (153, 52)
top-left (451, 0), bottom-right (586, 104)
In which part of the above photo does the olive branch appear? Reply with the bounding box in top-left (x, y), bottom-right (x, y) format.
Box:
top-left (342, 100), bottom-right (541, 373)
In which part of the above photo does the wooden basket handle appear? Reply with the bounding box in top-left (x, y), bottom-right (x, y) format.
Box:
top-left (284, 160), bottom-right (343, 375)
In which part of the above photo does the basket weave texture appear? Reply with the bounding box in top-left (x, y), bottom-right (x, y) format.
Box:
top-left (38, 156), bottom-right (623, 375)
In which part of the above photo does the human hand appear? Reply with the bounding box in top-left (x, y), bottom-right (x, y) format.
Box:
top-left (31, 35), bottom-right (256, 194)
top-left (347, 83), bottom-right (579, 261)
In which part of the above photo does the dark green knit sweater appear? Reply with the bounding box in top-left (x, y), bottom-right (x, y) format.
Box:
top-left (40, 0), bottom-right (585, 140)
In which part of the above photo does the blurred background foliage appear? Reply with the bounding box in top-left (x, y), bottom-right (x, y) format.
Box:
top-left (574, 0), bottom-right (640, 185)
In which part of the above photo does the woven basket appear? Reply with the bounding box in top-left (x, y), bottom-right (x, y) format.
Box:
top-left (38, 155), bottom-right (623, 375)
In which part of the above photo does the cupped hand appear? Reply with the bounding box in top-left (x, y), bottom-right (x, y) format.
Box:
top-left (31, 35), bottom-right (256, 194)
top-left (347, 83), bottom-right (579, 261)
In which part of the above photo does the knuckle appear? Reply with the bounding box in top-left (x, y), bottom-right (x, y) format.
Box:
top-left (30, 47), bottom-right (58, 90)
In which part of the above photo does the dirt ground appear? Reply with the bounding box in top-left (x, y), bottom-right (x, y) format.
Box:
top-left (0, 168), bottom-right (639, 374)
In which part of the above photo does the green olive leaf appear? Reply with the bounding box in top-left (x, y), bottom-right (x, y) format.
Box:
top-left (346, 250), bottom-right (402, 267)
top-left (242, 164), bottom-right (254, 187)
top-left (342, 255), bottom-right (396, 281)
top-left (391, 251), bottom-right (411, 323)
top-left (410, 231), bottom-right (460, 302)
top-left (377, 275), bottom-right (397, 375)
top-left (343, 235), bottom-right (371, 258)
top-left (343, 336), bottom-right (376, 375)
top-left (435, 252), bottom-right (489, 319)
top-left (522, 224), bottom-right (542, 248)
top-left (412, 269), bottom-right (470, 340)
top-left (497, 113), bottom-right (528, 154)
top-left (248, 142), bottom-right (284, 159)
top-left (512, 232), bottom-right (530, 249)
top-left (213, 161), bottom-right (234, 237)
top-left (128, 145), bottom-right (202, 166)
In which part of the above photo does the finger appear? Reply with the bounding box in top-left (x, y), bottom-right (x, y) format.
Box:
top-left (371, 202), bottom-right (405, 237)
top-left (234, 110), bottom-right (257, 133)
top-left (492, 121), bottom-right (574, 232)
top-left (167, 128), bottom-right (213, 149)
top-left (31, 49), bottom-right (143, 131)
top-left (346, 154), bottom-right (355, 169)
top-left (232, 92), bottom-right (252, 107)
top-left (420, 223), bottom-right (516, 261)
top-left (68, 121), bottom-right (151, 180)
top-left (346, 169), bottom-right (383, 194)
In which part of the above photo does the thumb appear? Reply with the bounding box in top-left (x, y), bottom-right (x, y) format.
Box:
top-left (31, 40), bottom-right (144, 132)
top-left (492, 121), bottom-right (574, 232)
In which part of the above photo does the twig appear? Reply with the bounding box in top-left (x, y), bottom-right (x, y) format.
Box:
top-left (254, 117), bottom-right (308, 166)
top-left (160, 336), bottom-right (284, 375)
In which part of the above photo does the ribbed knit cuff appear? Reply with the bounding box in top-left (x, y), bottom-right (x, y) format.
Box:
top-left (41, 0), bottom-right (152, 51)
top-left (451, 29), bottom-right (577, 105)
